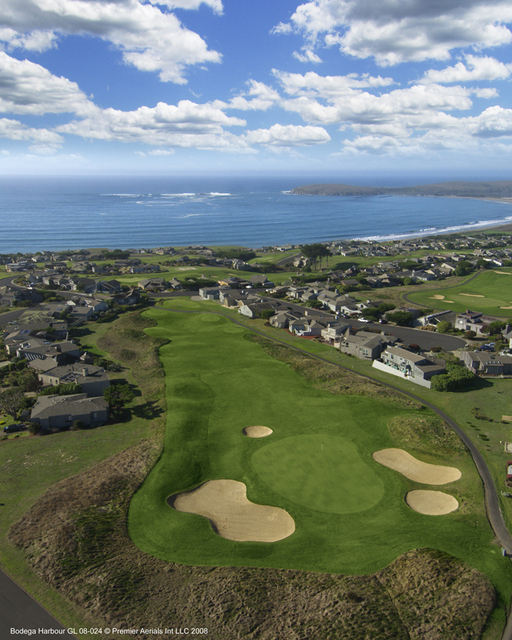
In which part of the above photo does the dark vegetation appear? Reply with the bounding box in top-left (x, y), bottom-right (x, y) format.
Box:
top-left (291, 180), bottom-right (512, 198)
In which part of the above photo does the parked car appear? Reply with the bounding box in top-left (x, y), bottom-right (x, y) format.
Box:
top-left (507, 461), bottom-right (512, 487)
top-left (3, 423), bottom-right (25, 434)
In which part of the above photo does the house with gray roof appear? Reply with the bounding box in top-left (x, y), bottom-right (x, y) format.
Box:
top-left (338, 329), bottom-right (394, 360)
top-left (30, 393), bottom-right (108, 432)
top-left (373, 346), bottom-right (445, 388)
top-left (34, 363), bottom-right (110, 397)
top-left (460, 351), bottom-right (512, 376)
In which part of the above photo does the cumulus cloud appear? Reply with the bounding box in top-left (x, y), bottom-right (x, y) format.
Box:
top-left (58, 99), bottom-right (249, 149)
top-left (244, 123), bottom-right (330, 147)
top-left (281, 83), bottom-right (473, 127)
top-left (0, 52), bottom-right (93, 115)
top-left (0, 0), bottom-right (222, 83)
top-left (226, 80), bottom-right (281, 111)
top-left (418, 55), bottom-right (512, 84)
top-left (273, 69), bottom-right (395, 97)
top-left (0, 116), bottom-right (63, 147)
top-left (274, 0), bottom-right (512, 65)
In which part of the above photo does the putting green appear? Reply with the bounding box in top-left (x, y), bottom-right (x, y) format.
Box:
top-left (251, 434), bottom-right (385, 514)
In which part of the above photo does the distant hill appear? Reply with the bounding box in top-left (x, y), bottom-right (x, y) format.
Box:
top-left (291, 181), bottom-right (512, 198)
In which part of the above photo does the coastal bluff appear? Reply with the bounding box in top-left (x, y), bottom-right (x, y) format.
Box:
top-left (291, 180), bottom-right (512, 198)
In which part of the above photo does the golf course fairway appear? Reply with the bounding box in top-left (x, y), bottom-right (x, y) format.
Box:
top-left (127, 308), bottom-right (510, 589)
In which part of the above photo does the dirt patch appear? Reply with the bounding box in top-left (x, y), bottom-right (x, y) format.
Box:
top-left (243, 426), bottom-right (273, 438)
top-left (373, 449), bottom-right (461, 485)
top-left (169, 479), bottom-right (294, 542)
top-left (406, 490), bottom-right (459, 515)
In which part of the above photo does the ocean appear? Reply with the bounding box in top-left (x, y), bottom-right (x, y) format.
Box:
top-left (1, 175), bottom-right (512, 253)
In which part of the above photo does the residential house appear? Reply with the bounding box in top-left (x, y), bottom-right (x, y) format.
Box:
top-left (373, 346), bottom-right (445, 388)
top-left (35, 363), bottom-right (110, 397)
top-left (30, 393), bottom-right (108, 432)
top-left (460, 351), bottom-right (512, 376)
top-left (455, 310), bottom-right (502, 335)
top-left (339, 328), bottom-right (393, 360)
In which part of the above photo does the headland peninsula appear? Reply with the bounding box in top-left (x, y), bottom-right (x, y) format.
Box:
top-left (291, 180), bottom-right (512, 199)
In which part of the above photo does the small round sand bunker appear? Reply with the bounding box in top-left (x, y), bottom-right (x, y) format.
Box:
top-left (169, 479), bottom-right (295, 542)
top-left (430, 295), bottom-right (445, 300)
top-left (373, 449), bottom-right (461, 485)
top-left (243, 426), bottom-right (273, 438)
top-left (406, 490), bottom-right (459, 515)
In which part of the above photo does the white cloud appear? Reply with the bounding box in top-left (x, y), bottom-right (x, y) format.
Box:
top-left (0, 0), bottom-right (222, 83)
top-left (273, 69), bottom-right (395, 97)
top-left (418, 55), bottom-right (512, 84)
top-left (275, 0), bottom-right (512, 65)
top-left (0, 52), bottom-right (94, 115)
top-left (244, 123), bottom-right (330, 147)
top-left (0, 116), bottom-right (63, 147)
top-left (58, 99), bottom-right (249, 149)
top-left (467, 105), bottom-right (512, 138)
top-left (226, 80), bottom-right (281, 111)
top-left (281, 83), bottom-right (473, 127)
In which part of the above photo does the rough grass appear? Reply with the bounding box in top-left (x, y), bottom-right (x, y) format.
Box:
top-left (387, 414), bottom-right (468, 457)
top-left (245, 333), bottom-right (422, 409)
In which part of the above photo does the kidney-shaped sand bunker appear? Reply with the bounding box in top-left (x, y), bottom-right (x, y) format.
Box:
top-left (373, 448), bottom-right (461, 485)
top-left (168, 479), bottom-right (295, 542)
top-left (406, 490), bottom-right (459, 515)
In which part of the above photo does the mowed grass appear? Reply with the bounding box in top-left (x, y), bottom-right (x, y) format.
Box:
top-left (251, 434), bottom-right (385, 514)
top-left (407, 269), bottom-right (512, 316)
top-left (128, 308), bottom-right (511, 599)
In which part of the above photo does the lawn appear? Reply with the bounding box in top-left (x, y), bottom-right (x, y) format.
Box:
top-left (128, 308), bottom-right (511, 600)
top-left (406, 269), bottom-right (512, 316)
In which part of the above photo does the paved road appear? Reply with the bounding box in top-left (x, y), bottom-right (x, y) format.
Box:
top-left (351, 320), bottom-right (466, 351)
top-left (0, 569), bottom-right (76, 639)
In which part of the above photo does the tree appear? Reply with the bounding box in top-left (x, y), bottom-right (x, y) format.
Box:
top-left (464, 330), bottom-right (476, 339)
top-left (260, 309), bottom-right (275, 320)
top-left (488, 320), bottom-right (506, 335)
top-left (453, 261), bottom-right (474, 277)
top-left (104, 383), bottom-right (134, 413)
top-left (0, 388), bottom-right (26, 419)
top-left (436, 321), bottom-right (452, 334)
top-left (386, 311), bottom-right (413, 326)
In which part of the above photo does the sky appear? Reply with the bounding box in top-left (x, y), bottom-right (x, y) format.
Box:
top-left (0, 0), bottom-right (512, 177)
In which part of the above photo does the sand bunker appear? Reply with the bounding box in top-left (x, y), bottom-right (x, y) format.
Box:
top-left (494, 271), bottom-right (511, 274)
top-left (373, 449), bottom-right (461, 485)
top-left (460, 293), bottom-right (485, 298)
top-left (430, 295), bottom-right (445, 300)
top-left (243, 426), bottom-right (273, 438)
top-left (169, 479), bottom-right (295, 542)
top-left (406, 490), bottom-right (459, 515)
top-left (500, 306), bottom-right (512, 309)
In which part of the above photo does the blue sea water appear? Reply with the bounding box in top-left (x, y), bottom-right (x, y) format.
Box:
top-left (1, 175), bottom-right (512, 253)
